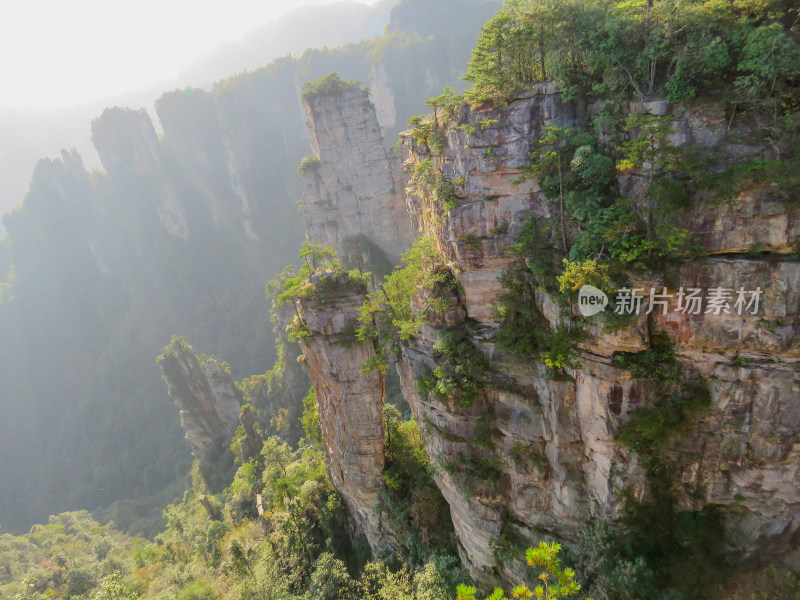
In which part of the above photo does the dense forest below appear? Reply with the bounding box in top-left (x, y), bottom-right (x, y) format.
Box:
top-left (1, 0), bottom-right (799, 599)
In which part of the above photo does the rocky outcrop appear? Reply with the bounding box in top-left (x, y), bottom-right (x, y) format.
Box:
top-left (91, 75), bottom-right (307, 247)
top-left (0, 9), bottom-right (500, 532)
top-left (237, 404), bottom-right (264, 464)
top-left (300, 84), bottom-right (415, 264)
top-left (691, 184), bottom-right (800, 255)
top-left (405, 83), bottom-right (575, 324)
top-left (92, 107), bottom-right (189, 240)
top-left (396, 84), bottom-right (800, 582)
top-left (91, 108), bottom-right (164, 180)
top-left (293, 79), bottom-right (800, 586)
top-left (158, 338), bottom-right (243, 464)
top-left (295, 270), bottom-right (396, 551)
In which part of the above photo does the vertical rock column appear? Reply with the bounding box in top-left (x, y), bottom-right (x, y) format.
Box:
top-left (158, 338), bottom-right (243, 465)
top-left (300, 84), bottom-right (415, 264)
top-left (295, 270), bottom-right (395, 551)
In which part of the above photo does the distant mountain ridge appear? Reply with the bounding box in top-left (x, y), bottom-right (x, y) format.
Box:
top-left (0, 0), bottom-right (393, 235)
top-left (175, 0), bottom-right (396, 86)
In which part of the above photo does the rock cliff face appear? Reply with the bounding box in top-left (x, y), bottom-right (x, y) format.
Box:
top-left (397, 85), bottom-right (800, 581)
top-left (91, 75), bottom-right (306, 250)
top-left (92, 107), bottom-right (190, 241)
top-left (158, 339), bottom-right (244, 464)
top-left (300, 85), bottom-right (415, 264)
top-left (298, 83), bottom-right (800, 585)
top-left (295, 271), bottom-right (396, 551)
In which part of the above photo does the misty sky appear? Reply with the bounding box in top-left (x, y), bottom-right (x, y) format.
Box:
top-left (1, 0), bottom-right (380, 110)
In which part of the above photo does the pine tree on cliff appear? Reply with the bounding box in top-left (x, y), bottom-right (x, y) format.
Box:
top-left (456, 542), bottom-right (590, 600)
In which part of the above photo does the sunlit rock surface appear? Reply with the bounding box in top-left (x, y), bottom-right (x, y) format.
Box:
top-left (296, 270), bottom-right (398, 551)
top-left (300, 85), bottom-right (415, 264)
top-left (298, 84), bottom-right (800, 584)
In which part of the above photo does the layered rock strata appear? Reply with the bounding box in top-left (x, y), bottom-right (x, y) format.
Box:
top-left (300, 85), bottom-right (415, 264)
top-left (158, 339), bottom-right (244, 464)
top-left (397, 85), bottom-right (800, 581)
top-left (295, 270), bottom-right (395, 551)
top-left (297, 81), bottom-right (800, 585)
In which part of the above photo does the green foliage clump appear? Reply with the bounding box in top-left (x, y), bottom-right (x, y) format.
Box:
top-left (270, 242), bottom-right (343, 307)
top-left (520, 126), bottom-right (615, 258)
top-left (408, 117), bottom-right (438, 151)
top-left (616, 113), bottom-right (688, 249)
top-left (463, 0), bottom-right (800, 107)
top-left (617, 384), bottom-right (711, 456)
top-left (0, 414), bottom-right (469, 599)
top-left (458, 232), bottom-right (483, 251)
top-left (382, 405), bottom-right (459, 562)
top-left (496, 259), bottom-right (584, 372)
top-left (358, 236), bottom-right (450, 372)
top-left (557, 259), bottom-right (610, 294)
top-left (611, 331), bottom-right (679, 381)
top-left (579, 500), bottom-right (726, 600)
top-left (504, 217), bottom-right (562, 295)
top-left (426, 87), bottom-right (466, 126)
top-left (464, 6), bottom-right (550, 106)
top-left (408, 88), bottom-right (463, 154)
top-left (268, 241), bottom-right (369, 343)
top-left (300, 386), bottom-right (323, 446)
top-left (612, 331), bottom-right (711, 460)
top-left (412, 159), bottom-right (460, 213)
top-left (690, 157), bottom-right (800, 204)
top-left (416, 327), bottom-right (490, 407)
top-left (516, 120), bottom-right (687, 269)
top-left (297, 155), bottom-right (321, 177)
top-left (441, 448), bottom-right (505, 498)
top-left (457, 542), bottom-right (588, 600)
top-left (473, 408), bottom-right (500, 450)
top-left (0, 511), bottom-right (143, 600)
top-left (91, 570), bottom-right (139, 599)
top-left (495, 109), bottom-right (697, 368)
top-left (728, 566), bottom-right (800, 600)
top-left (238, 334), bottom-right (310, 448)
top-left (300, 73), bottom-right (361, 103)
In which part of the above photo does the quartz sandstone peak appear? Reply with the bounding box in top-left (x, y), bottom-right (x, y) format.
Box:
top-left (297, 80), bottom-right (800, 585)
top-left (300, 84), bottom-right (415, 264)
top-left (295, 270), bottom-right (398, 552)
top-left (158, 338), bottom-right (243, 465)
top-left (397, 86), bottom-right (800, 580)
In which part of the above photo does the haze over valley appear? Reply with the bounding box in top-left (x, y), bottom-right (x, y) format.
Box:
top-left (1, 1), bottom-right (798, 599)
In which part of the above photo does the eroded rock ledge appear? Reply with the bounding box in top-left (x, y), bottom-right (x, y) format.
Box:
top-left (296, 270), bottom-right (397, 551)
top-left (298, 82), bottom-right (800, 584)
top-left (398, 85), bottom-right (800, 581)
top-left (158, 338), bottom-right (243, 465)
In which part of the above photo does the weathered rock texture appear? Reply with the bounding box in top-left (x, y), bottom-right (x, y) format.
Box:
top-left (296, 271), bottom-right (396, 551)
top-left (296, 82), bottom-right (800, 586)
top-left (397, 84), bottom-right (800, 582)
top-left (158, 339), bottom-right (244, 464)
top-left (237, 405), bottom-right (264, 464)
top-left (300, 85), bottom-right (415, 264)
top-left (91, 77), bottom-right (306, 250)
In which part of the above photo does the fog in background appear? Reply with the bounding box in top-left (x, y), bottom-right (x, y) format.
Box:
top-left (0, 0), bottom-right (389, 234)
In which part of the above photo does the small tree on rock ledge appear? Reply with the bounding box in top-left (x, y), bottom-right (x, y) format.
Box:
top-left (456, 542), bottom-right (590, 600)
